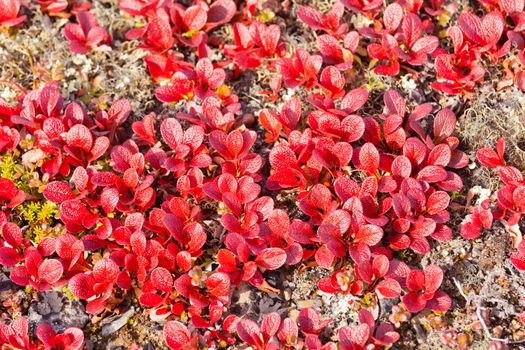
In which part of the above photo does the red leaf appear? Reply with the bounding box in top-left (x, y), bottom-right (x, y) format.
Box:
top-left (511, 250), bottom-right (525, 270)
top-left (164, 321), bottom-right (192, 350)
top-left (434, 108), bottom-right (456, 140)
top-left (355, 225), bottom-right (383, 246)
top-left (261, 312), bottom-right (281, 341)
top-left (236, 319), bottom-right (262, 347)
top-left (376, 278), bottom-right (401, 298)
top-left (0, 247), bottom-right (22, 266)
top-left (277, 318), bottom-right (298, 344)
top-left (402, 13), bottom-right (422, 46)
top-left (426, 191), bottom-right (450, 215)
top-left (383, 3), bottom-right (403, 32)
top-left (341, 115), bottom-right (365, 142)
top-left (358, 143), bottom-right (379, 175)
top-left (481, 12), bottom-right (505, 45)
top-left (417, 166), bottom-right (447, 183)
top-left (255, 248), bottom-right (287, 270)
top-left (315, 244), bottom-right (335, 268)
top-left (93, 258), bottom-right (119, 284)
top-left (383, 89), bottom-right (406, 117)
top-left (411, 36), bottom-right (439, 54)
top-left (206, 272), bottom-right (231, 299)
top-left (477, 147), bottom-right (504, 168)
top-left (320, 66), bottom-right (345, 97)
top-left (269, 144), bottom-right (298, 171)
top-left (501, 0), bottom-right (524, 13)
top-left (36, 324), bottom-right (55, 346)
top-left (427, 290), bottom-right (452, 312)
top-left (424, 265), bottom-right (444, 293)
top-left (161, 118), bottom-right (183, 150)
top-left (66, 125), bottom-right (93, 152)
top-left (391, 155), bottom-right (412, 178)
top-left (499, 166), bottom-right (523, 184)
top-left (338, 324), bottom-right (370, 347)
top-left (10, 266), bottom-right (30, 286)
top-left (317, 34), bottom-right (344, 64)
top-left (100, 187), bottom-right (119, 213)
top-left (38, 259), bottom-right (63, 284)
top-left (71, 167), bottom-right (89, 192)
top-left (207, 0), bottom-right (236, 29)
top-left (151, 267), bottom-right (173, 293)
top-left (340, 88), bottom-right (368, 113)
top-left (56, 233), bottom-right (84, 269)
top-left (427, 144), bottom-right (451, 166)
top-left (402, 292), bottom-right (427, 313)
top-left (68, 273), bottom-right (95, 299)
top-left (2, 222), bottom-right (23, 248)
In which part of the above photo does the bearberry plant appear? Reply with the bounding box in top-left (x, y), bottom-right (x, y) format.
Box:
top-left (1, 0), bottom-right (525, 348)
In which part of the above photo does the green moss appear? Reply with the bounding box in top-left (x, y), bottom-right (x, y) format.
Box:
top-left (0, 152), bottom-right (20, 180)
top-left (16, 200), bottom-right (60, 243)
top-left (62, 285), bottom-right (77, 301)
top-left (364, 71), bottom-right (386, 91)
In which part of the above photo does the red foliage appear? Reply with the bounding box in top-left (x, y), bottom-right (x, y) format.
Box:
top-left (64, 11), bottom-right (111, 54)
top-left (4, 0), bottom-right (524, 347)
top-left (368, 12), bottom-right (439, 76)
top-left (402, 265), bottom-right (451, 313)
top-left (0, 0), bottom-right (26, 27)
top-left (36, 324), bottom-right (84, 350)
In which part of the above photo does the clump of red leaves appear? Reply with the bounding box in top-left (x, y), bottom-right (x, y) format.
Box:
top-left (1, 0), bottom-right (525, 348)
top-left (462, 137), bottom-right (525, 271)
top-left (0, 316), bottom-right (83, 350)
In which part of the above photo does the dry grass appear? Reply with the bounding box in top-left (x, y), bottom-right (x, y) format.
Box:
top-left (0, 2), bottom-right (156, 115)
top-left (458, 87), bottom-right (525, 166)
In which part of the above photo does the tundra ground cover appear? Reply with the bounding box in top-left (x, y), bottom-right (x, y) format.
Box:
top-left (1, 0), bottom-right (525, 349)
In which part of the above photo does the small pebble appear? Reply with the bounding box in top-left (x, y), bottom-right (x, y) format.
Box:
top-left (283, 289), bottom-right (291, 301)
top-left (296, 300), bottom-right (315, 309)
top-left (101, 308), bottom-right (135, 337)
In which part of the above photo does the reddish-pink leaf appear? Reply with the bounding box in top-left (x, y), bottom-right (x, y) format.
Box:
top-left (206, 272), bottom-right (231, 299)
top-left (164, 321), bottom-right (192, 350)
top-left (402, 292), bottom-right (427, 313)
top-left (261, 312), bottom-right (281, 341)
top-left (355, 225), bottom-right (383, 246)
top-left (426, 191), bottom-right (450, 215)
top-left (477, 147), bottom-right (504, 168)
top-left (424, 265), bottom-right (444, 293)
top-left (417, 166), bottom-right (447, 182)
top-left (277, 318), bottom-right (298, 344)
top-left (151, 267), bottom-right (173, 293)
top-left (340, 88), bottom-right (368, 113)
top-left (255, 248), bottom-right (287, 270)
top-left (434, 108), bottom-right (456, 140)
top-left (68, 273), bottom-right (95, 299)
top-left (100, 187), bottom-right (119, 213)
top-left (236, 319), bottom-right (262, 347)
top-left (383, 89), bottom-right (406, 117)
top-left (376, 278), bottom-right (401, 298)
top-left (2, 222), bottom-right (23, 248)
top-left (0, 247), bottom-right (21, 266)
top-left (43, 181), bottom-right (75, 204)
top-left (427, 290), bottom-right (452, 312)
top-left (383, 3), bottom-right (403, 32)
top-left (38, 259), bottom-right (63, 284)
top-left (160, 118), bottom-right (183, 150)
top-left (427, 144), bottom-right (451, 167)
top-left (66, 124), bottom-right (93, 151)
top-left (358, 143), bottom-right (379, 175)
